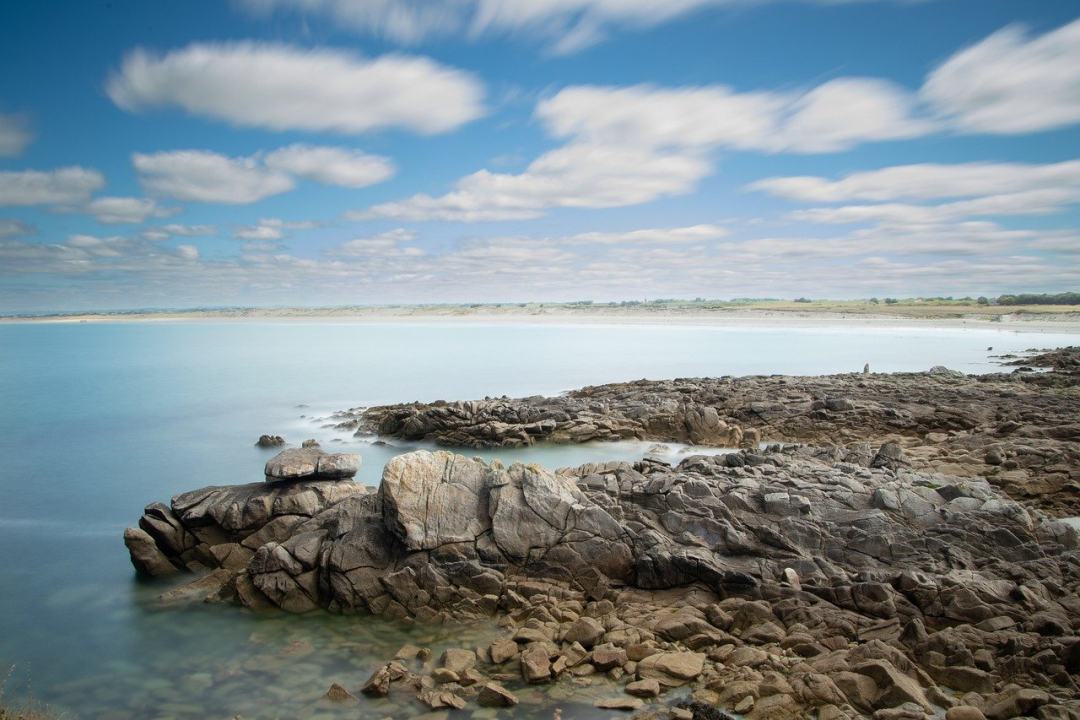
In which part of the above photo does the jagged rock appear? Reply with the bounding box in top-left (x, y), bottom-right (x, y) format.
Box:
top-left (563, 616), bottom-right (605, 648)
top-left (361, 664), bottom-right (392, 696)
top-left (324, 682), bottom-right (357, 703)
top-left (124, 353), bottom-right (1080, 719)
top-left (124, 527), bottom-right (179, 576)
top-left (520, 644), bottom-right (551, 683)
top-left (477, 682), bottom-right (518, 707)
top-left (255, 434), bottom-right (285, 447)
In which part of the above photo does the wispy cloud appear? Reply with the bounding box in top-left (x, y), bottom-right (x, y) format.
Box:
top-left (239, 0), bottom-right (910, 55)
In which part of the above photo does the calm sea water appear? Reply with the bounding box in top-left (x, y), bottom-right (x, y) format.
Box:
top-left (0, 320), bottom-right (1076, 719)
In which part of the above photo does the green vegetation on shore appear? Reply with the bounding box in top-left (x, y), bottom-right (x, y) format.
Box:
top-left (3, 293), bottom-right (1078, 322)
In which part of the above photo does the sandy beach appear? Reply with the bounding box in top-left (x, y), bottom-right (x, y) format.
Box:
top-left (5, 304), bottom-right (1080, 334)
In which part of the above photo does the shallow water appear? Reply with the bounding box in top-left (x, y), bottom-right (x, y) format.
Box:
top-left (0, 320), bottom-right (1076, 718)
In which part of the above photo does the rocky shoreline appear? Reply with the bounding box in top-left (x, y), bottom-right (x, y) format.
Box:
top-left (124, 349), bottom-right (1080, 720)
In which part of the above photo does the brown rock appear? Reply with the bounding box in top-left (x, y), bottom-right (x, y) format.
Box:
top-left (595, 697), bottom-right (644, 711)
top-left (477, 682), bottom-right (518, 707)
top-left (520, 644), bottom-right (552, 684)
top-left (324, 682), bottom-right (357, 703)
top-left (626, 678), bottom-right (661, 698)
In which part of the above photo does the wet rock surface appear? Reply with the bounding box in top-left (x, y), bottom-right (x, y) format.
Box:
top-left (354, 347), bottom-right (1080, 516)
top-left (126, 349), bottom-right (1080, 719)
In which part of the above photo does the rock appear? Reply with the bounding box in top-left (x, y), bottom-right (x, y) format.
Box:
top-left (124, 527), bottom-right (179, 576)
top-left (626, 678), bottom-right (660, 698)
top-left (255, 434), bottom-right (285, 447)
top-left (563, 616), bottom-right (605, 648)
top-left (264, 448), bottom-right (320, 480)
top-left (431, 668), bottom-right (459, 684)
top-left (440, 648), bottom-right (476, 674)
top-left (324, 682), bottom-right (357, 703)
top-left (477, 683), bottom-right (518, 707)
top-left (929, 665), bottom-right (994, 694)
top-left (264, 447), bottom-right (360, 482)
top-left (853, 659), bottom-right (932, 712)
top-left (361, 664), bottom-right (392, 697)
top-left (316, 452), bottom-right (360, 478)
top-left (637, 652), bottom-right (705, 687)
top-left (489, 638), bottom-right (519, 664)
top-left (871, 442), bottom-right (907, 470)
top-left (983, 687), bottom-right (1050, 720)
top-left (595, 697), bottom-right (644, 711)
top-left (591, 643), bottom-right (628, 671)
top-left (734, 695), bottom-right (754, 713)
top-left (945, 708), bottom-right (987, 720)
top-left (520, 644), bottom-right (551, 684)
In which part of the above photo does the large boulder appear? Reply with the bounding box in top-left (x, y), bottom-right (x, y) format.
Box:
top-left (264, 447), bottom-right (360, 482)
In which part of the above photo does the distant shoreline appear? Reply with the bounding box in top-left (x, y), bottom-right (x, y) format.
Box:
top-left (4, 303), bottom-right (1080, 333)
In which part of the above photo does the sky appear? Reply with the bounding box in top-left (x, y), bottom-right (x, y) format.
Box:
top-left (0, 0), bottom-right (1078, 312)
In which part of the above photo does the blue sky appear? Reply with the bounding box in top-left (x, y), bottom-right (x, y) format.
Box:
top-left (0, 0), bottom-right (1078, 312)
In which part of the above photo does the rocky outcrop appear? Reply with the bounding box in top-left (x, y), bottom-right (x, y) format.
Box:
top-left (127, 441), bottom-right (1080, 717)
top-left (349, 348), bottom-right (1080, 516)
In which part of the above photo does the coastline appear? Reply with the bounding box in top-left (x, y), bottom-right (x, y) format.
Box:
top-left (5, 306), bottom-right (1080, 334)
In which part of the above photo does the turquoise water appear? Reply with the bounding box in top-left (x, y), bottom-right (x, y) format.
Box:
top-left (0, 320), bottom-right (1076, 719)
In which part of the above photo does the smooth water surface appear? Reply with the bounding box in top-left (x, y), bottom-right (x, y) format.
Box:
top-left (0, 321), bottom-right (1076, 718)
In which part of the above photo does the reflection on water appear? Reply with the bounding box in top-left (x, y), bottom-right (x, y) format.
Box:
top-left (1, 321), bottom-right (1077, 718)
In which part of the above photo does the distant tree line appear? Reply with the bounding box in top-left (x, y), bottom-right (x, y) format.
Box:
top-left (996, 292), bottom-right (1080, 306)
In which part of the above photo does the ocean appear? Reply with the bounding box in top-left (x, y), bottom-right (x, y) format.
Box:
top-left (0, 320), bottom-right (1076, 718)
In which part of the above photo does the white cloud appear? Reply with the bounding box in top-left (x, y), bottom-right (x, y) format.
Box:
top-left (141, 224), bottom-right (218, 241)
top-left (0, 219), bottom-right (35, 238)
top-left (538, 79), bottom-right (930, 154)
top-left (566, 224), bottom-right (728, 244)
top-left (235, 217), bottom-right (320, 240)
top-left (922, 18), bottom-right (1080, 134)
top-left (0, 114), bottom-right (32, 157)
top-left (133, 150), bottom-right (295, 204)
top-left (235, 225), bottom-right (284, 241)
top-left (264, 144), bottom-right (395, 187)
top-left (176, 244), bottom-right (199, 260)
top-left (355, 142), bottom-right (711, 221)
top-left (85, 196), bottom-right (178, 224)
top-left (4, 216), bottom-right (1079, 309)
top-left (0, 167), bottom-right (106, 207)
top-left (134, 145), bottom-right (396, 204)
top-left (354, 78), bottom-right (931, 222)
top-left (107, 42), bottom-right (485, 135)
top-left (749, 160), bottom-right (1080, 202)
top-left (336, 228), bottom-right (423, 256)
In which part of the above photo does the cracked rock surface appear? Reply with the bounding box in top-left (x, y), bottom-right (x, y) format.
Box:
top-left (124, 351), bottom-right (1080, 719)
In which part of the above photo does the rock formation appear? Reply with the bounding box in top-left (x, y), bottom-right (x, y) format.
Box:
top-left (124, 349), bottom-right (1080, 718)
top-left (127, 442), bottom-right (1080, 718)
top-left (352, 348), bottom-right (1080, 516)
